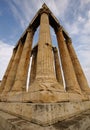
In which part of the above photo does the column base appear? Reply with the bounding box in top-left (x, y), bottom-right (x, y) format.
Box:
top-left (1, 80), bottom-right (89, 102)
top-left (0, 91), bottom-right (10, 102)
top-left (28, 78), bottom-right (65, 92)
top-left (1, 91), bottom-right (89, 103)
top-left (81, 89), bottom-right (90, 101)
top-left (23, 91), bottom-right (69, 103)
top-left (87, 95), bottom-right (90, 101)
top-left (67, 92), bottom-right (88, 102)
top-left (0, 91), bottom-right (69, 103)
top-left (83, 89), bottom-right (90, 95)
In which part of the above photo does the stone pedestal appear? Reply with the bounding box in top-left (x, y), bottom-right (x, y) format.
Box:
top-left (0, 101), bottom-right (90, 126)
top-left (0, 107), bottom-right (90, 130)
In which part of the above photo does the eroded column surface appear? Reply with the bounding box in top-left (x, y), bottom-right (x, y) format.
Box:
top-left (53, 47), bottom-right (63, 86)
top-left (0, 49), bottom-right (16, 94)
top-left (2, 41), bottom-right (23, 94)
top-left (56, 27), bottom-right (82, 94)
top-left (28, 11), bottom-right (64, 94)
top-left (30, 46), bottom-right (37, 85)
top-left (66, 38), bottom-right (90, 94)
top-left (11, 28), bottom-right (34, 92)
top-left (36, 13), bottom-right (55, 80)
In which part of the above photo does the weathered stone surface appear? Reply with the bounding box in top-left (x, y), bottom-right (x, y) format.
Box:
top-left (53, 47), bottom-right (63, 85)
top-left (1, 89), bottom-right (68, 103)
top-left (30, 46), bottom-right (37, 85)
top-left (0, 109), bottom-right (90, 130)
top-left (56, 27), bottom-right (82, 96)
top-left (68, 92), bottom-right (88, 101)
top-left (27, 9), bottom-right (65, 102)
top-left (35, 12), bottom-right (56, 79)
top-left (0, 80), bottom-right (1, 86)
top-left (0, 101), bottom-right (90, 127)
top-left (11, 29), bottom-right (34, 92)
top-left (1, 41), bottom-right (23, 96)
top-left (0, 49), bottom-right (16, 94)
top-left (2, 89), bottom-right (88, 103)
top-left (0, 3), bottom-right (90, 130)
top-left (52, 109), bottom-right (90, 130)
top-left (66, 38), bottom-right (90, 94)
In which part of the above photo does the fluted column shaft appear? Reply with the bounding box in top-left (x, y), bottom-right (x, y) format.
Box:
top-left (0, 49), bottom-right (16, 93)
top-left (66, 38), bottom-right (90, 93)
top-left (2, 41), bottom-right (23, 94)
top-left (53, 47), bottom-right (63, 85)
top-left (36, 12), bottom-right (56, 80)
top-left (30, 49), bottom-right (37, 85)
top-left (56, 27), bottom-right (81, 94)
top-left (12, 28), bottom-right (34, 91)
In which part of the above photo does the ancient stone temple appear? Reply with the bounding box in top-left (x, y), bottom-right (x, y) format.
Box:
top-left (0, 3), bottom-right (90, 130)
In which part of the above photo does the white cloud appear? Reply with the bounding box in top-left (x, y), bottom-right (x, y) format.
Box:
top-left (56, 0), bottom-right (69, 17)
top-left (84, 22), bottom-right (90, 34)
top-left (0, 41), bottom-right (14, 80)
top-left (40, 0), bottom-right (69, 18)
top-left (7, 0), bottom-right (69, 29)
top-left (65, 11), bottom-right (90, 36)
top-left (7, 0), bottom-right (43, 29)
top-left (8, 1), bottom-right (27, 29)
top-left (66, 23), bottom-right (79, 35)
top-left (80, 0), bottom-right (90, 8)
top-left (88, 10), bottom-right (90, 17)
top-left (78, 16), bottom-right (85, 23)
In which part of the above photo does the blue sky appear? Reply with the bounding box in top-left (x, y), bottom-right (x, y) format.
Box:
top-left (0, 0), bottom-right (90, 86)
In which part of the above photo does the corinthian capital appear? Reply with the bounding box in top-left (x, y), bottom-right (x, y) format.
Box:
top-left (55, 26), bottom-right (63, 33)
top-left (66, 38), bottom-right (72, 44)
top-left (39, 8), bottom-right (50, 15)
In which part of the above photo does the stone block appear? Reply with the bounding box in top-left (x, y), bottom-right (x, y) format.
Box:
top-left (0, 101), bottom-right (90, 126)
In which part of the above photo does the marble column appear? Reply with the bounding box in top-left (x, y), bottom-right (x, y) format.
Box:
top-left (28, 11), bottom-right (64, 94)
top-left (11, 28), bottom-right (34, 92)
top-left (0, 49), bottom-right (16, 94)
top-left (66, 38), bottom-right (90, 94)
top-left (36, 12), bottom-right (56, 80)
top-left (56, 26), bottom-right (82, 94)
top-left (2, 41), bottom-right (23, 94)
top-left (30, 47), bottom-right (37, 85)
top-left (53, 47), bottom-right (63, 86)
